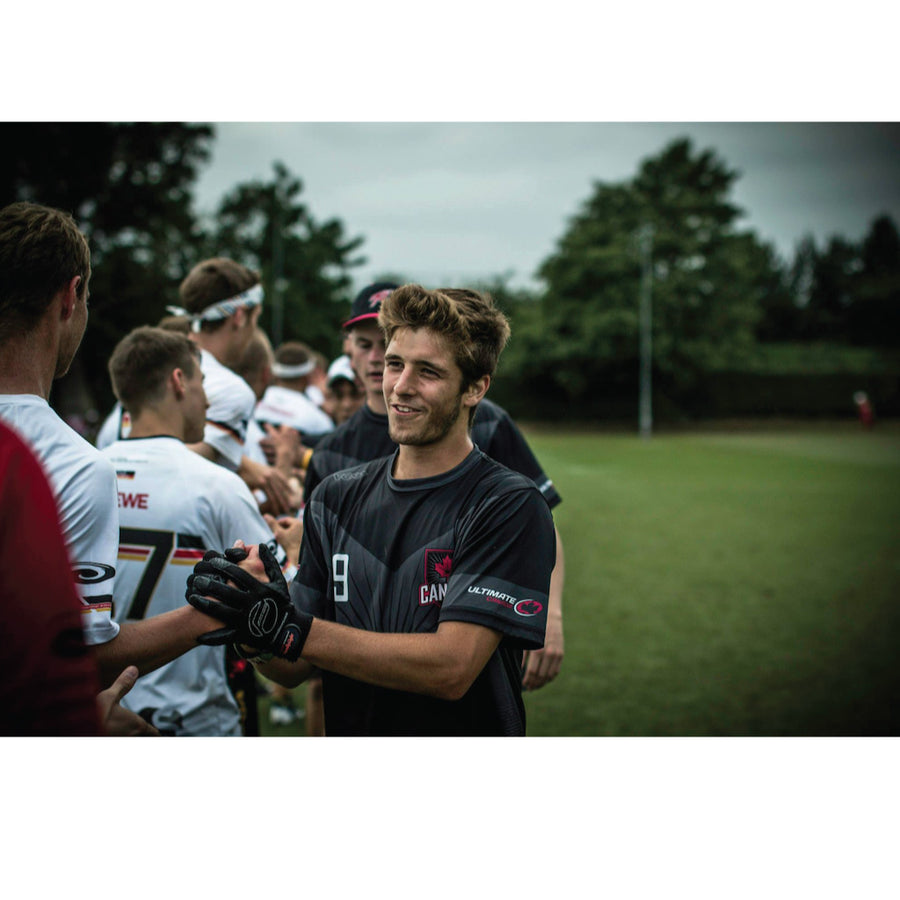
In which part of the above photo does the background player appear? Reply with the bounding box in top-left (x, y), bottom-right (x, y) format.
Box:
top-left (255, 341), bottom-right (336, 438)
top-left (102, 326), bottom-right (298, 735)
top-left (95, 313), bottom-right (192, 449)
top-left (171, 257), bottom-right (293, 515)
top-left (323, 354), bottom-right (364, 425)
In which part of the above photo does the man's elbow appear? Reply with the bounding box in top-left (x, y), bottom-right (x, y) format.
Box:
top-left (425, 624), bottom-right (501, 700)
top-left (429, 662), bottom-right (479, 702)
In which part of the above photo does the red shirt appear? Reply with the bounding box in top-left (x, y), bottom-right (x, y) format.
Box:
top-left (0, 421), bottom-right (101, 735)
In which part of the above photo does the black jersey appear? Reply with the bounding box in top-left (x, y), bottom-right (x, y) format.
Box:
top-left (304, 404), bottom-right (393, 501)
top-left (291, 447), bottom-right (556, 736)
top-left (304, 398), bottom-right (562, 509)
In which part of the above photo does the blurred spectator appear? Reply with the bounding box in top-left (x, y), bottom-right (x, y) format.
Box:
top-left (323, 354), bottom-right (364, 425)
top-left (854, 391), bottom-right (875, 429)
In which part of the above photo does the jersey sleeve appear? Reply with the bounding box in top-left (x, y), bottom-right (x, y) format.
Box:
top-left (58, 452), bottom-right (121, 646)
top-left (438, 484), bottom-right (556, 649)
top-left (480, 410), bottom-right (562, 509)
top-left (203, 383), bottom-right (255, 471)
top-left (242, 418), bottom-right (269, 466)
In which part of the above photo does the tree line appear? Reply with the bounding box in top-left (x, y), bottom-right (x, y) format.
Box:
top-left (3, 124), bottom-right (897, 424)
top-left (482, 139), bottom-right (899, 420)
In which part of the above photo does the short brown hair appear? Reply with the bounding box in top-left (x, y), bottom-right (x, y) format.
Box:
top-left (378, 284), bottom-right (511, 388)
top-left (0, 202), bottom-right (91, 343)
top-left (178, 257), bottom-right (260, 333)
top-left (157, 314), bottom-right (192, 334)
top-left (235, 327), bottom-right (274, 382)
top-left (108, 326), bottom-right (200, 416)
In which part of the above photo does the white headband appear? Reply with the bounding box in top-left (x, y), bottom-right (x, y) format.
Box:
top-left (167, 283), bottom-right (264, 332)
top-left (271, 359), bottom-right (316, 379)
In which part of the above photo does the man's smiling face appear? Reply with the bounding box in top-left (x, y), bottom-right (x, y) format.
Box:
top-left (383, 326), bottom-right (469, 448)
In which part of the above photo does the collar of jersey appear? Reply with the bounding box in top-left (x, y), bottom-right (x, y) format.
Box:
top-left (387, 446), bottom-right (482, 492)
top-left (361, 403), bottom-right (388, 424)
top-left (119, 434), bottom-right (183, 442)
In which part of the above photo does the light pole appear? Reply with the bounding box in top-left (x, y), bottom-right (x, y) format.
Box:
top-left (638, 224), bottom-right (654, 439)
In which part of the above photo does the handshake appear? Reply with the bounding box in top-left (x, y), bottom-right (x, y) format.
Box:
top-left (186, 543), bottom-right (312, 662)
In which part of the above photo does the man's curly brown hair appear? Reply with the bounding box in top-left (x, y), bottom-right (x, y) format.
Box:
top-left (378, 284), bottom-right (510, 390)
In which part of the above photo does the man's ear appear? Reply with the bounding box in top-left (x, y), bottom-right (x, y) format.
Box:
top-left (171, 367), bottom-right (186, 400)
top-left (59, 276), bottom-right (82, 321)
top-left (463, 374), bottom-right (490, 409)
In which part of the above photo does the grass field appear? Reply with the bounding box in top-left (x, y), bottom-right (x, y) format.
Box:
top-left (260, 421), bottom-right (900, 737)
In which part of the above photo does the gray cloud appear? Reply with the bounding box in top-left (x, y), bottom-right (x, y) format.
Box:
top-left (193, 122), bottom-right (900, 291)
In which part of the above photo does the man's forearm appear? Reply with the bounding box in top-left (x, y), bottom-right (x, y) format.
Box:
top-left (304, 619), bottom-right (500, 700)
top-left (255, 619), bottom-right (500, 701)
top-left (93, 606), bottom-right (220, 688)
top-left (548, 528), bottom-right (565, 622)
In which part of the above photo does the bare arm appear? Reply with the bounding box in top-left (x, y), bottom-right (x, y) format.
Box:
top-left (238, 454), bottom-right (296, 515)
top-left (522, 527), bottom-right (565, 690)
top-left (254, 619), bottom-right (501, 699)
top-left (92, 605), bottom-right (223, 688)
top-left (259, 423), bottom-right (304, 472)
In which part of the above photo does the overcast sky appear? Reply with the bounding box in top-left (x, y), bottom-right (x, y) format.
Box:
top-left (192, 122), bottom-right (900, 294)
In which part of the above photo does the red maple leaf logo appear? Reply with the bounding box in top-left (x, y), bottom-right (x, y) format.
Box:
top-left (434, 555), bottom-right (453, 579)
top-left (517, 600), bottom-right (542, 616)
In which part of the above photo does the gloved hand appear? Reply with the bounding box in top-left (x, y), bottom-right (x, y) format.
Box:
top-left (186, 543), bottom-right (311, 661)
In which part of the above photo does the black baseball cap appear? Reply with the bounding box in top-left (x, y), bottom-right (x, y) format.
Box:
top-left (342, 281), bottom-right (399, 329)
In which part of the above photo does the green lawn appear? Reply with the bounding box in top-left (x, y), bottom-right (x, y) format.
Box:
top-left (260, 422), bottom-right (900, 737)
top-left (521, 422), bottom-right (900, 736)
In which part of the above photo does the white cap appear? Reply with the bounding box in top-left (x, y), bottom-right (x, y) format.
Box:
top-left (327, 355), bottom-right (357, 386)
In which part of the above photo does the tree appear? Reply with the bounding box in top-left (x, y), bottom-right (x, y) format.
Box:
top-left (802, 235), bottom-right (862, 341)
top-left (762, 234), bottom-right (819, 342)
top-left (776, 215), bottom-right (900, 347)
top-left (207, 162), bottom-right (366, 358)
top-left (534, 138), bottom-right (784, 413)
top-left (2, 122), bottom-right (215, 417)
top-left (850, 214), bottom-right (900, 346)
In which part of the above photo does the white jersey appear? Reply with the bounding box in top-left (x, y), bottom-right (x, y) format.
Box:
top-left (254, 384), bottom-right (335, 436)
top-left (244, 418), bottom-right (268, 466)
top-left (305, 384), bottom-right (325, 409)
top-left (95, 402), bottom-right (132, 450)
top-left (200, 348), bottom-right (256, 471)
top-left (102, 435), bottom-right (278, 736)
top-left (0, 394), bottom-right (120, 645)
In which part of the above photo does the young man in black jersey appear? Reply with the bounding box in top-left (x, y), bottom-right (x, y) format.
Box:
top-left (187, 284), bottom-right (556, 735)
top-left (305, 282), bottom-right (566, 693)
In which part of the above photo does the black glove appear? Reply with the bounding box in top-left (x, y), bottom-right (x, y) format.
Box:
top-left (186, 543), bottom-right (311, 662)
